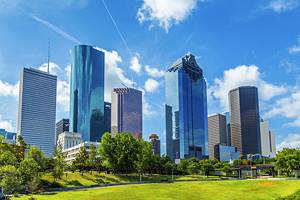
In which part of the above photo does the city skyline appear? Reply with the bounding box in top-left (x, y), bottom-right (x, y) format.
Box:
top-left (0, 0), bottom-right (300, 153)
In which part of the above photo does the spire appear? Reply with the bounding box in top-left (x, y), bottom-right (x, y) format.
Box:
top-left (47, 39), bottom-right (50, 74)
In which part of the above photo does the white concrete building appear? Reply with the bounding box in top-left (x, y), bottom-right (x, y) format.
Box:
top-left (62, 141), bottom-right (100, 163)
top-left (260, 120), bottom-right (276, 158)
top-left (57, 132), bottom-right (83, 151)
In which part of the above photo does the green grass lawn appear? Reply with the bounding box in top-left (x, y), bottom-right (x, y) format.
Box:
top-left (13, 180), bottom-right (300, 200)
top-left (41, 172), bottom-right (216, 187)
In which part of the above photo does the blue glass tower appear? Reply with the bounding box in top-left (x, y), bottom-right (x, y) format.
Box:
top-left (70, 45), bottom-right (105, 142)
top-left (165, 54), bottom-right (208, 160)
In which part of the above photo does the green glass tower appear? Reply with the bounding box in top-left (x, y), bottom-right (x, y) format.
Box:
top-left (70, 45), bottom-right (105, 142)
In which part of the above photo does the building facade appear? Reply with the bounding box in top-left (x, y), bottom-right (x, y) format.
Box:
top-left (70, 45), bottom-right (105, 142)
top-left (260, 120), bottom-right (276, 158)
top-left (149, 134), bottom-right (161, 156)
top-left (208, 114), bottom-right (227, 159)
top-left (63, 141), bottom-right (99, 164)
top-left (57, 132), bottom-right (83, 151)
top-left (56, 118), bottom-right (70, 144)
top-left (111, 88), bottom-right (142, 138)
top-left (0, 128), bottom-right (16, 144)
top-left (229, 86), bottom-right (261, 155)
top-left (17, 68), bottom-right (57, 156)
top-left (165, 54), bottom-right (208, 160)
top-left (214, 144), bottom-right (240, 162)
top-left (104, 102), bottom-right (111, 134)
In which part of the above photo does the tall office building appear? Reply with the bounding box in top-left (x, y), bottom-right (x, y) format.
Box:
top-left (229, 86), bottom-right (261, 155)
top-left (17, 68), bottom-right (57, 156)
top-left (260, 120), bottom-right (276, 158)
top-left (70, 45), bottom-right (105, 142)
top-left (222, 112), bottom-right (231, 146)
top-left (111, 88), bottom-right (142, 138)
top-left (149, 134), bottom-right (161, 156)
top-left (56, 118), bottom-right (70, 144)
top-left (165, 54), bottom-right (208, 160)
top-left (104, 102), bottom-right (111, 134)
top-left (208, 114), bottom-right (227, 159)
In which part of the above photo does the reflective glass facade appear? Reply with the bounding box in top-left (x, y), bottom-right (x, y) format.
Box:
top-left (229, 86), bottom-right (261, 155)
top-left (165, 54), bottom-right (208, 160)
top-left (215, 144), bottom-right (240, 162)
top-left (111, 88), bottom-right (142, 138)
top-left (70, 45), bottom-right (105, 142)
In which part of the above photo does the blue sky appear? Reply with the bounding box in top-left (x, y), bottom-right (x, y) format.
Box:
top-left (0, 0), bottom-right (300, 153)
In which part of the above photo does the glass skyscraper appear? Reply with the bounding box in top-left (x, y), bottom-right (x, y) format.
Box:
top-left (17, 68), bottom-right (57, 156)
top-left (165, 54), bottom-right (208, 160)
top-left (111, 88), bottom-right (143, 138)
top-left (229, 86), bottom-right (261, 155)
top-left (70, 45), bottom-right (105, 142)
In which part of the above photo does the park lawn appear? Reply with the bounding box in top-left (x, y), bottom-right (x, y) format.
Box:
top-left (41, 172), bottom-right (213, 187)
top-left (13, 180), bottom-right (300, 200)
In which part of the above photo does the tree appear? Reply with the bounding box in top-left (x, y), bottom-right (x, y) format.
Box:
top-left (15, 135), bottom-right (28, 161)
top-left (88, 144), bottom-right (97, 171)
top-left (26, 146), bottom-right (45, 171)
top-left (99, 132), bottom-right (139, 173)
top-left (53, 145), bottom-right (66, 180)
top-left (73, 146), bottom-right (88, 173)
top-left (222, 164), bottom-right (232, 176)
top-left (134, 140), bottom-right (153, 177)
top-left (0, 150), bottom-right (18, 166)
top-left (200, 160), bottom-right (215, 177)
top-left (276, 148), bottom-right (300, 176)
top-left (18, 158), bottom-right (40, 193)
top-left (0, 165), bottom-right (22, 194)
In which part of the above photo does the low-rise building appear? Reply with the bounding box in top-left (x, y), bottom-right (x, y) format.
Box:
top-left (57, 132), bottom-right (83, 151)
top-left (63, 141), bottom-right (100, 163)
top-left (214, 144), bottom-right (240, 162)
top-left (0, 128), bottom-right (16, 144)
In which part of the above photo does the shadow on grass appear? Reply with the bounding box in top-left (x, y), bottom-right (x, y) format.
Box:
top-left (40, 192), bottom-right (58, 196)
top-left (64, 180), bottom-right (83, 186)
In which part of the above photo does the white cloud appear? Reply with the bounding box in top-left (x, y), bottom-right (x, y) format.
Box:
top-left (0, 114), bottom-right (14, 132)
top-left (145, 65), bottom-right (165, 78)
top-left (289, 46), bottom-right (300, 54)
top-left (137, 0), bottom-right (199, 32)
top-left (0, 80), bottom-right (19, 98)
top-left (129, 55), bottom-right (142, 74)
top-left (38, 62), bottom-right (63, 76)
top-left (265, 90), bottom-right (300, 127)
top-left (266, 0), bottom-right (299, 13)
top-left (210, 65), bottom-right (287, 110)
top-left (277, 134), bottom-right (300, 151)
top-left (144, 78), bottom-right (160, 93)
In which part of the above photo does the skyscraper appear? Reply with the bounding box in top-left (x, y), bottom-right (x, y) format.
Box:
top-left (149, 133), bottom-right (161, 156)
top-left (70, 45), bottom-right (105, 142)
top-left (111, 88), bottom-right (142, 138)
top-left (208, 114), bottom-right (227, 159)
top-left (260, 120), bottom-right (276, 158)
top-left (104, 102), bottom-right (111, 134)
top-left (17, 68), bottom-right (57, 156)
top-left (229, 86), bottom-right (261, 155)
top-left (56, 118), bottom-right (69, 144)
top-left (165, 54), bottom-right (208, 160)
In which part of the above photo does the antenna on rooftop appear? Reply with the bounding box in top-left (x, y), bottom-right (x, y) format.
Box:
top-left (121, 82), bottom-right (129, 89)
top-left (47, 38), bottom-right (50, 74)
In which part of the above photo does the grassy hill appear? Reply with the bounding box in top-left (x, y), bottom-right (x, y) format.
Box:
top-left (13, 180), bottom-right (300, 200)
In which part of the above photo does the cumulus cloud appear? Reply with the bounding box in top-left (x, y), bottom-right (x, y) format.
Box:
top-left (145, 65), bottom-right (165, 78)
top-left (137, 0), bottom-right (199, 32)
top-left (264, 90), bottom-right (300, 127)
top-left (129, 55), bottom-right (142, 74)
top-left (277, 134), bottom-right (300, 151)
top-left (265, 0), bottom-right (300, 13)
top-left (0, 80), bottom-right (18, 98)
top-left (210, 65), bottom-right (287, 110)
top-left (144, 78), bottom-right (160, 93)
top-left (0, 114), bottom-right (14, 132)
